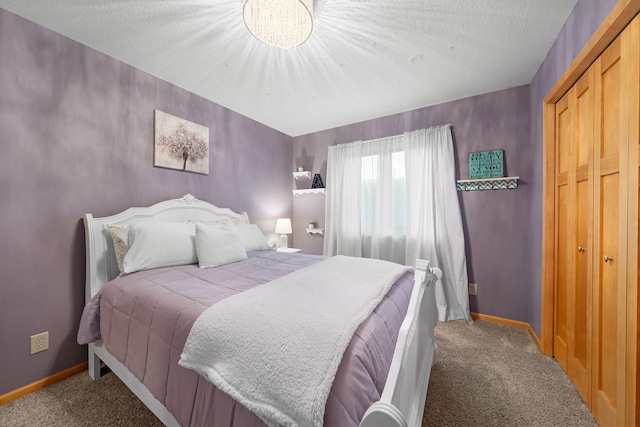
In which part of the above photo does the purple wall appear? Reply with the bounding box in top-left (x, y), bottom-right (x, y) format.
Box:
top-left (292, 86), bottom-right (532, 322)
top-left (527, 0), bottom-right (618, 336)
top-left (0, 9), bottom-right (292, 395)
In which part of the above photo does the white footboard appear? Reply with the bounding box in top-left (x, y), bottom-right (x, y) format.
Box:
top-left (360, 259), bottom-right (441, 427)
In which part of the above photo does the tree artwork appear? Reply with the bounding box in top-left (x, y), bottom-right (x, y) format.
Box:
top-left (154, 110), bottom-right (209, 175)
top-left (157, 123), bottom-right (208, 170)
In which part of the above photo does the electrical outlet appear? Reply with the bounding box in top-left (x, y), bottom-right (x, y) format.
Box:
top-left (30, 331), bottom-right (49, 355)
top-left (469, 282), bottom-right (478, 296)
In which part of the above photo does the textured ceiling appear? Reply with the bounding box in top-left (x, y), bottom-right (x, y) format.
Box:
top-left (0, 0), bottom-right (578, 137)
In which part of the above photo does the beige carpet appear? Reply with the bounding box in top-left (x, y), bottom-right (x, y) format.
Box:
top-left (423, 320), bottom-right (597, 427)
top-left (0, 320), bottom-right (597, 427)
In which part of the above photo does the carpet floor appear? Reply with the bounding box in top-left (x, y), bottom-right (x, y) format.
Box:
top-left (422, 320), bottom-right (597, 426)
top-left (0, 319), bottom-right (597, 426)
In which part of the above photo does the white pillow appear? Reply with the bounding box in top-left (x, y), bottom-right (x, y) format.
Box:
top-left (195, 223), bottom-right (247, 268)
top-left (223, 223), bottom-right (270, 251)
top-left (122, 222), bottom-right (197, 273)
top-left (105, 224), bottom-right (129, 273)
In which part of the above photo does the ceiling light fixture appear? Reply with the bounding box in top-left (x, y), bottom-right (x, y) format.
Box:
top-left (243, 0), bottom-right (313, 49)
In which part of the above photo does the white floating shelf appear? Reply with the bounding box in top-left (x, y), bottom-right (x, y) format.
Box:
top-left (306, 228), bottom-right (325, 235)
top-left (293, 171), bottom-right (312, 180)
top-left (293, 188), bottom-right (325, 196)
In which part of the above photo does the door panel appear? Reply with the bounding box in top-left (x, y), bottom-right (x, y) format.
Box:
top-left (591, 28), bottom-right (629, 427)
top-left (555, 184), bottom-right (569, 370)
top-left (554, 93), bottom-right (572, 372)
top-left (568, 69), bottom-right (594, 404)
top-left (571, 178), bottom-right (591, 401)
top-left (596, 174), bottom-right (619, 420)
top-left (599, 38), bottom-right (621, 160)
top-left (626, 15), bottom-right (639, 427)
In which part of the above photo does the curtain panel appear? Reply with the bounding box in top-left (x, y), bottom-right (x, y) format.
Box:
top-left (323, 125), bottom-right (471, 322)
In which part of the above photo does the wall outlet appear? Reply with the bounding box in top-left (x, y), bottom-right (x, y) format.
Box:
top-left (30, 331), bottom-right (49, 355)
top-left (469, 282), bottom-right (478, 296)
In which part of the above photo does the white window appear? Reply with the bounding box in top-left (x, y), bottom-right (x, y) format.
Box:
top-left (361, 151), bottom-right (406, 236)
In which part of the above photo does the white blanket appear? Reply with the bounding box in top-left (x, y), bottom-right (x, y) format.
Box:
top-left (179, 255), bottom-right (410, 427)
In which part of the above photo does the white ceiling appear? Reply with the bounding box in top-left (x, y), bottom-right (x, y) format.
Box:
top-left (0, 0), bottom-right (578, 137)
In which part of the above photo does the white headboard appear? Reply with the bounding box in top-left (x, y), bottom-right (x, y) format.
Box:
top-left (83, 194), bottom-right (250, 303)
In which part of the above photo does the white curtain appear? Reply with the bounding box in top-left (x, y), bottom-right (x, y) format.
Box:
top-left (324, 141), bottom-right (363, 257)
top-left (324, 125), bottom-right (472, 322)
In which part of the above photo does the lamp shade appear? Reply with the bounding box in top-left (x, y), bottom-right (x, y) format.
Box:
top-left (243, 0), bottom-right (313, 49)
top-left (274, 218), bottom-right (293, 234)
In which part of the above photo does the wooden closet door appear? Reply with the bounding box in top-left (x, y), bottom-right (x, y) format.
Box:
top-left (553, 69), bottom-right (594, 405)
top-left (569, 69), bottom-right (594, 404)
top-left (545, 11), bottom-right (640, 426)
top-left (592, 32), bottom-right (630, 427)
top-left (626, 15), bottom-right (639, 427)
top-left (553, 92), bottom-right (573, 373)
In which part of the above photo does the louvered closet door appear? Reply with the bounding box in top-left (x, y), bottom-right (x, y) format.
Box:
top-left (591, 32), bottom-right (630, 427)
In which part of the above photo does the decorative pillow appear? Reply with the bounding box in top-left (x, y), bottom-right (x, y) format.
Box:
top-left (223, 223), bottom-right (270, 251)
top-left (195, 223), bottom-right (248, 268)
top-left (122, 222), bottom-right (197, 274)
top-left (105, 224), bottom-right (128, 273)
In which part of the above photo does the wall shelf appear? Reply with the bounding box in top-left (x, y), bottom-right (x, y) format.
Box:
top-left (306, 228), bottom-right (324, 235)
top-left (456, 176), bottom-right (519, 191)
top-left (293, 171), bottom-right (312, 180)
top-left (293, 188), bottom-right (325, 196)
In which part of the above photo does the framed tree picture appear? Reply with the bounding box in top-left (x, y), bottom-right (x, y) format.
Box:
top-left (154, 110), bottom-right (209, 175)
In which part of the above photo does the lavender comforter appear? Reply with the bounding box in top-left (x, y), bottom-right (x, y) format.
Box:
top-left (78, 250), bottom-right (413, 427)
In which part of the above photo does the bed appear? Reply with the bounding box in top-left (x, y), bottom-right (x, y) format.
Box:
top-left (78, 194), bottom-right (441, 427)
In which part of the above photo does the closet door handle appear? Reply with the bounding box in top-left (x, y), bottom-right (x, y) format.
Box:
top-left (604, 255), bottom-right (613, 263)
top-left (578, 246), bottom-right (585, 253)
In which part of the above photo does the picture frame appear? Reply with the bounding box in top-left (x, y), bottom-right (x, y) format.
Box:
top-left (154, 110), bottom-right (209, 175)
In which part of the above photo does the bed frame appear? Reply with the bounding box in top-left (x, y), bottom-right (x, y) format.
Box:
top-left (83, 194), bottom-right (441, 427)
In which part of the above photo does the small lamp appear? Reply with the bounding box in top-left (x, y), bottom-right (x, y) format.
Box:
top-left (275, 218), bottom-right (293, 249)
